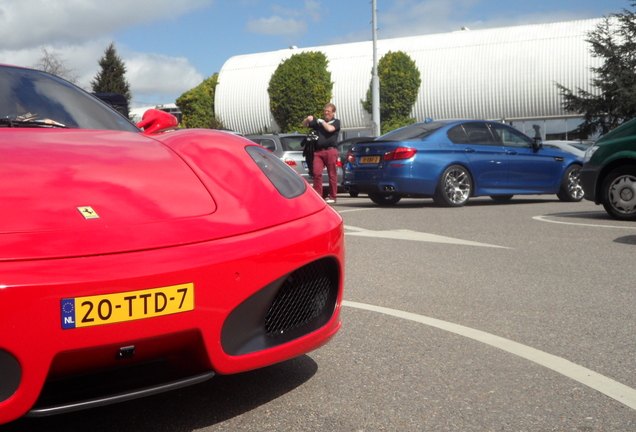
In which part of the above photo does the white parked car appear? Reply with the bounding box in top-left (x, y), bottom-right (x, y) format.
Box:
top-left (542, 140), bottom-right (593, 159)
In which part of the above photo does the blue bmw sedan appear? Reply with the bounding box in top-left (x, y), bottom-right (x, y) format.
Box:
top-left (343, 120), bottom-right (584, 206)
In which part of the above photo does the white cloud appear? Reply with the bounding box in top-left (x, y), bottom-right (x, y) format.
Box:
top-left (1, 40), bottom-right (203, 107)
top-left (0, 0), bottom-right (208, 105)
top-left (126, 53), bottom-right (204, 95)
top-left (246, 1), bottom-right (324, 36)
top-left (304, 0), bottom-right (322, 23)
top-left (378, 0), bottom-right (480, 37)
top-left (0, 0), bottom-right (211, 50)
top-left (246, 16), bottom-right (308, 36)
top-left (376, 0), bottom-right (604, 39)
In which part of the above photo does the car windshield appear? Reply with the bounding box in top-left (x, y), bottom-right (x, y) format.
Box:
top-left (569, 143), bottom-right (590, 151)
top-left (0, 65), bottom-right (138, 132)
top-left (378, 122), bottom-right (446, 141)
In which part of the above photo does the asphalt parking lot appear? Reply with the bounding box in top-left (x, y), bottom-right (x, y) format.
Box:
top-left (4, 194), bottom-right (636, 431)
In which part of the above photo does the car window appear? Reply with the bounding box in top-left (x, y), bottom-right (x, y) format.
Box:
top-left (462, 122), bottom-right (497, 145)
top-left (258, 138), bottom-right (276, 152)
top-left (280, 136), bottom-right (305, 151)
top-left (543, 144), bottom-right (560, 150)
top-left (447, 125), bottom-right (469, 144)
top-left (489, 123), bottom-right (533, 148)
top-left (570, 143), bottom-right (590, 151)
top-left (0, 65), bottom-right (138, 132)
top-left (379, 122), bottom-right (446, 141)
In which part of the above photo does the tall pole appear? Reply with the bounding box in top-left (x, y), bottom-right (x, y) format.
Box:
top-left (371, 0), bottom-right (381, 136)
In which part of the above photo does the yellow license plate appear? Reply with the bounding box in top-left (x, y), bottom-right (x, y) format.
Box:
top-left (360, 156), bottom-right (381, 164)
top-left (61, 283), bottom-right (194, 329)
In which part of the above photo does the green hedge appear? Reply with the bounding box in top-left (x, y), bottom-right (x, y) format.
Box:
top-left (176, 73), bottom-right (225, 129)
top-left (363, 51), bottom-right (421, 133)
top-left (268, 51), bottom-right (333, 132)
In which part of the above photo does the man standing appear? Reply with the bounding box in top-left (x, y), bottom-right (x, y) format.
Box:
top-left (302, 103), bottom-right (341, 203)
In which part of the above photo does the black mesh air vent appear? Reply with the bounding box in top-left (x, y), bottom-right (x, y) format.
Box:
top-left (264, 259), bottom-right (333, 337)
top-left (221, 257), bottom-right (340, 356)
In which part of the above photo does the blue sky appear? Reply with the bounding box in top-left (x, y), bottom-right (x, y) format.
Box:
top-left (0, 0), bottom-right (628, 107)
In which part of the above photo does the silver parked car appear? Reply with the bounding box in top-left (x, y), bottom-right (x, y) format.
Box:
top-left (247, 133), bottom-right (343, 194)
top-left (542, 140), bottom-right (593, 159)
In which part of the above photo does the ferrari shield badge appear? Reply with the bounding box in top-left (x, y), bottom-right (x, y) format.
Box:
top-left (77, 206), bottom-right (100, 219)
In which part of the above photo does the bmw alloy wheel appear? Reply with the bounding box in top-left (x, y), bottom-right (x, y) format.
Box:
top-left (557, 164), bottom-right (584, 202)
top-left (434, 165), bottom-right (472, 207)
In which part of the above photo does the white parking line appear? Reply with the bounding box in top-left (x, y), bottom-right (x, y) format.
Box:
top-left (344, 225), bottom-right (509, 248)
top-left (336, 208), bottom-right (379, 214)
top-left (533, 214), bottom-right (636, 229)
top-left (343, 300), bottom-right (636, 411)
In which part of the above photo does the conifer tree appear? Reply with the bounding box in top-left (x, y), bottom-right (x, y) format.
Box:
top-left (91, 42), bottom-right (132, 102)
top-left (557, 4), bottom-right (636, 137)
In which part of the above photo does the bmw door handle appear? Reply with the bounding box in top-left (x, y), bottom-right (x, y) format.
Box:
top-left (506, 150), bottom-right (518, 155)
top-left (464, 148), bottom-right (476, 153)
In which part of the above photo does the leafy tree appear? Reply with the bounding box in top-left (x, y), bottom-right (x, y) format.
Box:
top-left (91, 42), bottom-right (132, 102)
top-left (268, 51), bottom-right (333, 133)
top-left (176, 73), bottom-right (225, 129)
top-left (363, 51), bottom-right (421, 133)
top-left (557, 4), bottom-right (636, 137)
top-left (32, 47), bottom-right (79, 84)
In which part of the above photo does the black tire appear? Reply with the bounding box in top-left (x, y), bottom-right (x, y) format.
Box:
top-left (601, 166), bottom-right (636, 221)
top-left (368, 192), bottom-right (401, 206)
top-left (557, 164), bottom-right (584, 202)
top-left (349, 190), bottom-right (359, 197)
top-left (490, 195), bottom-right (513, 202)
top-left (433, 165), bottom-right (472, 207)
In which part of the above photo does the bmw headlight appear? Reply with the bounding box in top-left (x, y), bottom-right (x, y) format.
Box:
top-left (583, 145), bottom-right (599, 163)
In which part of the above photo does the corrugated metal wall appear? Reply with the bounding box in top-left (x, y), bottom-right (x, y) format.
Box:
top-left (215, 18), bottom-right (604, 135)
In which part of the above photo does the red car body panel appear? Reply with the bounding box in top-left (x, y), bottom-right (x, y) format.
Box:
top-left (0, 80), bottom-right (344, 424)
top-left (0, 129), bottom-right (329, 260)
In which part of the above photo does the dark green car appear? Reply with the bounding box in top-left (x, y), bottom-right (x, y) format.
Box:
top-left (580, 119), bottom-right (636, 220)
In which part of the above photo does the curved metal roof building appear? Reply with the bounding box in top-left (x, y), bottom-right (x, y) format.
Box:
top-left (215, 18), bottom-right (604, 138)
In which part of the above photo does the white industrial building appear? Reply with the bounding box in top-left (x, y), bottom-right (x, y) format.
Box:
top-left (215, 18), bottom-right (605, 140)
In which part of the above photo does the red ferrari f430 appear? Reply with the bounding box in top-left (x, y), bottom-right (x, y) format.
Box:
top-left (0, 64), bottom-right (344, 424)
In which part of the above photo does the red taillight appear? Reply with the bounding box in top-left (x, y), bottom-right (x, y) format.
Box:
top-left (284, 158), bottom-right (297, 167)
top-left (347, 152), bottom-right (355, 163)
top-left (384, 147), bottom-right (417, 161)
top-left (336, 157), bottom-right (343, 167)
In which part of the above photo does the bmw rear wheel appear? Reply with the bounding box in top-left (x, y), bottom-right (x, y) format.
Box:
top-left (368, 192), bottom-right (401, 206)
top-left (601, 166), bottom-right (636, 221)
top-left (433, 165), bottom-right (472, 207)
top-left (557, 164), bottom-right (584, 202)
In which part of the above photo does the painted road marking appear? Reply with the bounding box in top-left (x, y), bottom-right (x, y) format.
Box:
top-left (343, 300), bottom-right (636, 411)
top-left (344, 225), bottom-right (509, 248)
top-left (533, 213), bottom-right (636, 229)
top-left (337, 208), bottom-right (379, 214)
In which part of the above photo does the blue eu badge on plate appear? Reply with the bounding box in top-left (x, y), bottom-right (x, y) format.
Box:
top-left (61, 299), bottom-right (76, 329)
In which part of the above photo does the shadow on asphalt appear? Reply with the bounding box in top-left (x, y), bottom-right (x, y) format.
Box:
top-left (2, 355), bottom-right (318, 432)
top-left (336, 195), bottom-right (559, 209)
